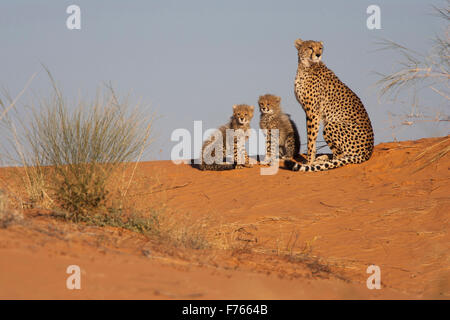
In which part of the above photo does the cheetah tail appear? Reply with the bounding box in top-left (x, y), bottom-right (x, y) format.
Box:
top-left (285, 156), bottom-right (364, 172)
top-left (196, 163), bottom-right (236, 171)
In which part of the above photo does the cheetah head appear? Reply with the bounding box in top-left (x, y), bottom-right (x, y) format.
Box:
top-left (233, 104), bottom-right (254, 125)
top-left (258, 94), bottom-right (281, 115)
top-left (294, 38), bottom-right (323, 67)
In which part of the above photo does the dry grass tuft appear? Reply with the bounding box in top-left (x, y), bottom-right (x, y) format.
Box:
top-left (157, 211), bottom-right (212, 250)
top-left (51, 207), bottom-right (160, 236)
top-left (375, 1), bottom-right (449, 101)
top-left (375, 1), bottom-right (449, 135)
top-left (0, 69), bottom-right (154, 224)
top-left (413, 136), bottom-right (450, 172)
top-left (0, 190), bottom-right (23, 228)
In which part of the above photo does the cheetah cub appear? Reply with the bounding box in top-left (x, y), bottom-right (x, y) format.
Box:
top-left (286, 38), bottom-right (374, 172)
top-left (258, 94), bottom-right (300, 162)
top-left (198, 104), bottom-right (254, 171)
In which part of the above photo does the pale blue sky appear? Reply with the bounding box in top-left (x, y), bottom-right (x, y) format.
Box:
top-left (1, 0), bottom-right (448, 160)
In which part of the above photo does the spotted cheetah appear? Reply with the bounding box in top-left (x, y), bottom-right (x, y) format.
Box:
top-left (197, 104), bottom-right (254, 171)
top-left (258, 94), bottom-right (300, 161)
top-left (285, 38), bottom-right (374, 172)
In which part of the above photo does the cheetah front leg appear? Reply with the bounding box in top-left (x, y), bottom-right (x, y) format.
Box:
top-left (265, 129), bottom-right (277, 163)
top-left (314, 154), bottom-right (331, 163)
top-left (306, 115), bottom-right (320, 165)
top-left (261, 128), bottom-right (280, 166)
top-left (265, 129), bottom-right (272, 160)
top-left (234, 136), bottom-right (253, 169)
top-left (323, 121), bottom-right (344, 160)
top-left (244, 149), bottom-right (253, 168)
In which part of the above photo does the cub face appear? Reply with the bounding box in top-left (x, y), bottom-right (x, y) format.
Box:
top-left (258, 94), bottom-right (281, 115)
top-left (294, 38), bottom-right (323, 67)
top-left (233, 104), bottom-right (254, 125)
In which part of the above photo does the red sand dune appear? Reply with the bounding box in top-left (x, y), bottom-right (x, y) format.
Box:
top-left (0, 136), bottom-right (449, 299)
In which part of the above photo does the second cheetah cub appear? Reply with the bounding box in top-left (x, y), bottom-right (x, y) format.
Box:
top-left (259, 94), bottom-right (300, 161)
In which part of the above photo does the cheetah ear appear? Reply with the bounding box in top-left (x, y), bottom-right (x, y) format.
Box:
top-left (294, 38), bottom-right (303, 49)
top-left (276, 96), bottom-right (281, 103)
top-left (319, 41), bottom-right (323, 46)
top-left (249, 105), bottom-right (255, 112)
top-left (232, 104), bottom-right (237, 110)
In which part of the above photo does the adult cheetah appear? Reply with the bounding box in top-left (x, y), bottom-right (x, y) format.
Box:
top-left (285, 38), bottom-right (374, 172)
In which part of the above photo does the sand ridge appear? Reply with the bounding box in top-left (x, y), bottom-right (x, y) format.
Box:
top-left (0, 136), bottom-right (449, 299)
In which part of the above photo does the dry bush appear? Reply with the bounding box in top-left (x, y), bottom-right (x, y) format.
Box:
top-left (375, 1), bottom-right (449, 159)
top-left (0, 70), bottom-right (154, 223)
top-left (375, 2), bottom-right (449, 101)
top-left (52, 207), bottom-right (160, 236)
top-left (0, 189), bottom-right (23, 228)
top-left (157, 210), bottom-right (212, 250)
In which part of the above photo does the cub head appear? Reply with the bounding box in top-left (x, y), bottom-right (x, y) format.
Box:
top-left (258, 94), bottom-right (281, 115)
top-left (232, 104), bottom-right (254, 125)
top-left (294, 38), bottom-right (323, 67)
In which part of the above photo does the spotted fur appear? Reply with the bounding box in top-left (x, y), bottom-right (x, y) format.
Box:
top-left (198, 104), bottom-right (254, 171)
top-left (286, 38), bottom-right (374, 172)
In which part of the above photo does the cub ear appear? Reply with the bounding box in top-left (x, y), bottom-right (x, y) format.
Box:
top-left (319, 41), bottom-right (323, 46)
top-left (249, 105), bottom-right (255, 112)
top-left (232, 104), bottom-right (237, 110)
top-left (276, 96), bottom-right (281, 103)
top-left (294, 38), bottom-right (303, 49)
